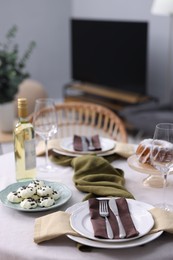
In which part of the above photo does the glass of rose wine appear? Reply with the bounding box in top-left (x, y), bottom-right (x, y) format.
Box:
top-left (150, 123), bottom-right (173, 211)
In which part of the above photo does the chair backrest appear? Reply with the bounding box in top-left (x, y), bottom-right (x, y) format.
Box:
top-left (53, 102), bottom-right (127, 142)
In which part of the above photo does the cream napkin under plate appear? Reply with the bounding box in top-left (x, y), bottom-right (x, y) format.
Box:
top-left (34, 207), bottom-right (173, 244)
top-left (36, 138), bottom-right (135, 158)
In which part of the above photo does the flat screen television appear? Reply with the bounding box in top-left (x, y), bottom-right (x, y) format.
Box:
top-left (71, 19), bottom-right (148, 95)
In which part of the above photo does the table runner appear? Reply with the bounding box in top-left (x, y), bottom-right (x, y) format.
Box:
top-left (51, 154), bottom-right (134, 200)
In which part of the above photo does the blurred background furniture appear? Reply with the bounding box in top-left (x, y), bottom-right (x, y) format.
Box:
top-left (119, 100), bottom-right (173, 138)
top-left (64, 82), bottom-right (150, 113)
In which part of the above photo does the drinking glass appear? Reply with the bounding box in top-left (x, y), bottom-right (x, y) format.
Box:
top-left (33, 98), bottom-right (58, 172)
top-left (150, 123), bottom-right (173, 211)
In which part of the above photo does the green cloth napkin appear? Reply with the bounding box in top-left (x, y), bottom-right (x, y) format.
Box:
top-left (50, 150), bottom-right (120, 166)
top-left (51, 153), bottom-right (134, 200)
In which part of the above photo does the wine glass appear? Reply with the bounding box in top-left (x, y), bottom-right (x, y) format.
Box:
top-left (33, 98), bottom-right (58, 172)
top-left (150, 123), bottom-right (173, 211)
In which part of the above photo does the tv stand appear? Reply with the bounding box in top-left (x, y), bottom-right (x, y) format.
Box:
top-left (63, 82), bottom-right (151, 112)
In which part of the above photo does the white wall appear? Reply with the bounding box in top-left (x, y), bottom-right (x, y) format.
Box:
top-left (72, 0), bottom-right (171, 104)
top-left (0, 0), bottom-right (71, 100)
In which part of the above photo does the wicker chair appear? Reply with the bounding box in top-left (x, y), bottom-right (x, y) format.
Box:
top-left (44, 101), bottom-right (127, 142)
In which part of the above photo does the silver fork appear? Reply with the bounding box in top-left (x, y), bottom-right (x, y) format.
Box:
top-left (99, 200), bottom-right (114, 239)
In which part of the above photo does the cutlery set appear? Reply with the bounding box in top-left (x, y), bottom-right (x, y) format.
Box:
top-left (99, 199), bottom-right (126, 239)
top-left (73, 134), bottom-right (102, 152)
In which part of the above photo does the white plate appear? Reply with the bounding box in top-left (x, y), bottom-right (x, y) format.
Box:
top-left (59, 137), bottom-right (116, 154)
top-left (66, 200), bottom-right (163, 249)
top-left (70, 199), bottom-right (154, 243)
top-left (52, 147), bottom-right (116, 158)
top-left (127, 154), bottom-right (160, 175)
top-left (0, 180), bottom-right (72, 212)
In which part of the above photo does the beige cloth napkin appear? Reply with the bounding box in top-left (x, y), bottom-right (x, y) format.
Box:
top-left (34, 207), bottom-right (173, 244)
top-left (36, 138), bottom-right (135, 158)
top-left (149, 207), bottom-right (173, 233)
top-left (34, 211), bottom-right (77, 244)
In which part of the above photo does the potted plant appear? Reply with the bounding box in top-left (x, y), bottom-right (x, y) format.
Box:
top-left (0, 25), bottom-right (36, 132)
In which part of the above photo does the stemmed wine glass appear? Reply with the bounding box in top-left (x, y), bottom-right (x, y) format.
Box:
top-left (150, 123), bottom-right (173, 211)
top-left (33, 98), bottom-right (58, 172)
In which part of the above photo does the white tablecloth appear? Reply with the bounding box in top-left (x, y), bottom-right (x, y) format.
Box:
top-left (0, 152), bottom-right (173, 260)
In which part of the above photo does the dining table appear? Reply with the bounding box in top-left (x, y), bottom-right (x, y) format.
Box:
top-left (0, 144), bottom-right (173, 260)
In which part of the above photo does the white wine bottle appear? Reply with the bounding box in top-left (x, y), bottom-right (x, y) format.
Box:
top-left (14, 98), bottom-right (36, 181)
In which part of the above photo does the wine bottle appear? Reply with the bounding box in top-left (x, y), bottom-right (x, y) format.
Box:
top-left (14, 98), bottom-right (36, 181)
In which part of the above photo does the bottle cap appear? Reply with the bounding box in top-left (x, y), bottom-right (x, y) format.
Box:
top-left (18, 98), bottom-right (28, 118)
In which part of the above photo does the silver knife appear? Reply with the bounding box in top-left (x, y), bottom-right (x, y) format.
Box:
top-left (109, 198), bottom-right (126, 239)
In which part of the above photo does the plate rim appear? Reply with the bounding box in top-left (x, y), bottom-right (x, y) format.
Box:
top-left (67, 230), bottom-right (163, 249)
top-left (52, 147), bottom-right (116, 157)
top-left (0, 180), bottom-right (72, 212)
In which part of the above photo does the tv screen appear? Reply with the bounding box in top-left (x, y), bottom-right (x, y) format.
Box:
top-left (71, 19), bottom-right (148, 95)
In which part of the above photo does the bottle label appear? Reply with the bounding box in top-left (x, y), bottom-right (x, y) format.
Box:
top-left (24, 139), bottom-right (36, 170)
